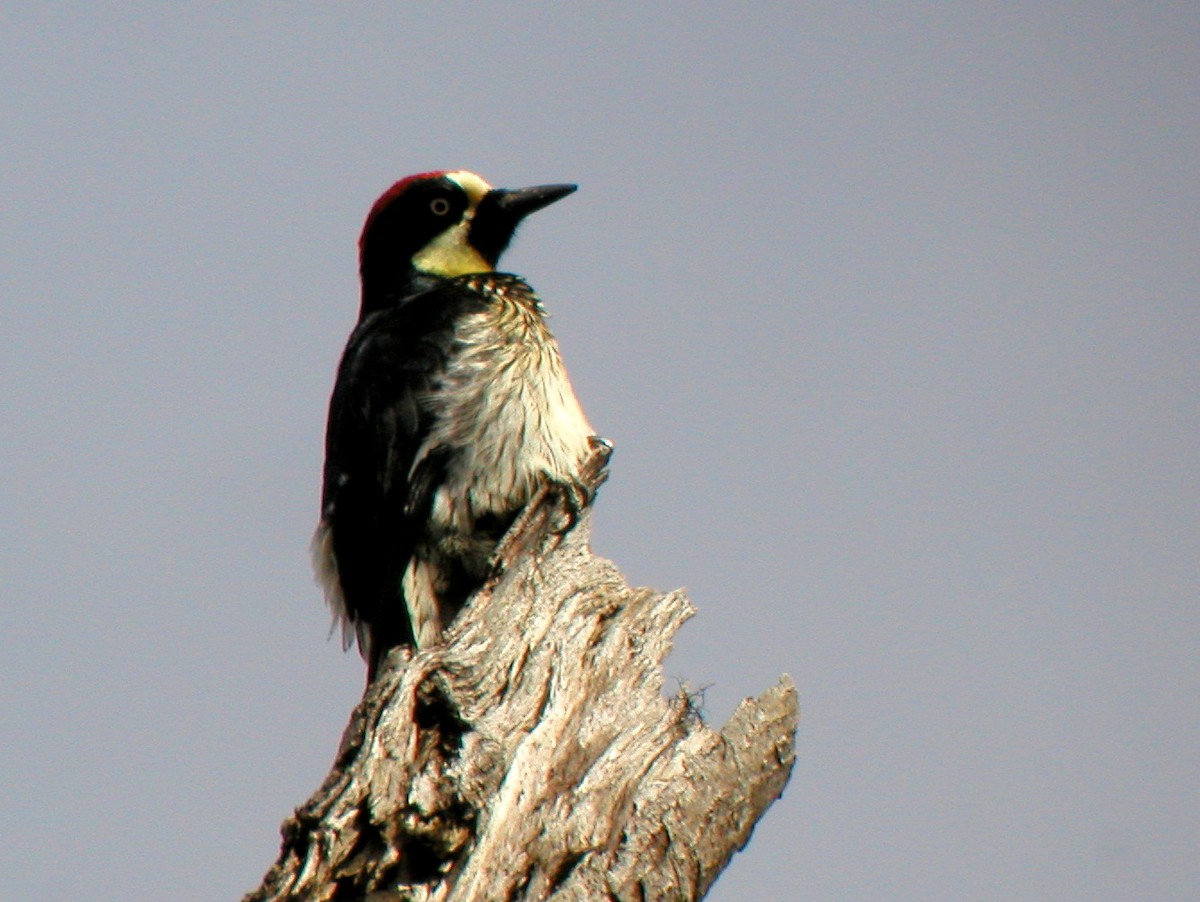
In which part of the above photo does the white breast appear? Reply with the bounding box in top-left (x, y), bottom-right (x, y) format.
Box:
top-left (414, 290), bottom-right (593, 532)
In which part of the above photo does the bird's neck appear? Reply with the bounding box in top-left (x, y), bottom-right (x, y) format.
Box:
top-left (358, 265), bottom-right (450, 319)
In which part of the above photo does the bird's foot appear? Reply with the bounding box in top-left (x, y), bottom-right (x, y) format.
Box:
top-left (489, 438), bottom-right (614, 574)
top-left (551, 437), bottom-right (612, 535)
top-left (551, 479), bottom-right (589, 535)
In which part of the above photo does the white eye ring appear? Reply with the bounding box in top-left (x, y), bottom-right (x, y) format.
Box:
top-left (430, 197), bottom-right (451, 216)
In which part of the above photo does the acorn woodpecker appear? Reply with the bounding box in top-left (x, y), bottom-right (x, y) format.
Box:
top-left (313, 170), bottom-right (596, 680)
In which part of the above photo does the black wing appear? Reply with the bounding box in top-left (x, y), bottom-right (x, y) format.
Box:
top-left (320, 282), bottom-right (488, 665)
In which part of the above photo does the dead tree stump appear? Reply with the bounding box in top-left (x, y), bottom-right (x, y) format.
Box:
top-left (246, 450), bottom-right (798, 900)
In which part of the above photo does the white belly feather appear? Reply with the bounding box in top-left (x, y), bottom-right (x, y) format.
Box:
top-left (403, 287), bottom-right (593, 644)
top-left (415, 303), bottom-right (593, 533)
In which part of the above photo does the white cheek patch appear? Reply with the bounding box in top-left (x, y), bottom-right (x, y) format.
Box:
top-left (411, 220), bottom-right (492, 277)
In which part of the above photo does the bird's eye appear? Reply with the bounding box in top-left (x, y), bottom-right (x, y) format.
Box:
top-left (430, 197), bottom-right (451, 216)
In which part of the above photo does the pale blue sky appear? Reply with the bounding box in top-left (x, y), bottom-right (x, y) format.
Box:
top-left (2, 5), bottom-right (1197, 900)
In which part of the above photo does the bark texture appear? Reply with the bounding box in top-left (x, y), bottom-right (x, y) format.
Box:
top-left (247, 451), bottom-right (798, 901)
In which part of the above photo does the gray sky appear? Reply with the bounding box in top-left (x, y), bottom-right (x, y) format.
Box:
top-left (2, 5), bottom-right (1197, 900)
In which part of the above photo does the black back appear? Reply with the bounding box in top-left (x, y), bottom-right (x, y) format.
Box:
top-left (321, 278), bottom-right (491, 667)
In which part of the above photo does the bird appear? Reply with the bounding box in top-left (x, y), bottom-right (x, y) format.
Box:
top-left (312, 170), bottom-right (598, 681)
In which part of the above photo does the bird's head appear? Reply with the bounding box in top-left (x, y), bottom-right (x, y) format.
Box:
top-left (358, 170), bottom-right (576, 309)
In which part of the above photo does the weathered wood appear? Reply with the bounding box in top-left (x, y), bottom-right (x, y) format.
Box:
top-left (247, 450), bottom-right (798, 901)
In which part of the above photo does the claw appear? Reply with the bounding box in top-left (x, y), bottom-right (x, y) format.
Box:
top-left (588, 434), bottom-right (614, 457)
top-left (491, 440), bottom-right (614, 571)
top-left (551, 478), bottom-right (589, 536)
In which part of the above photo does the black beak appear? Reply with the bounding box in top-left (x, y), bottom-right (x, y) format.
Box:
top-left (469, 183), bottom-right (577, 266)
top-left (491, 183), bottom-right (577, 218)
